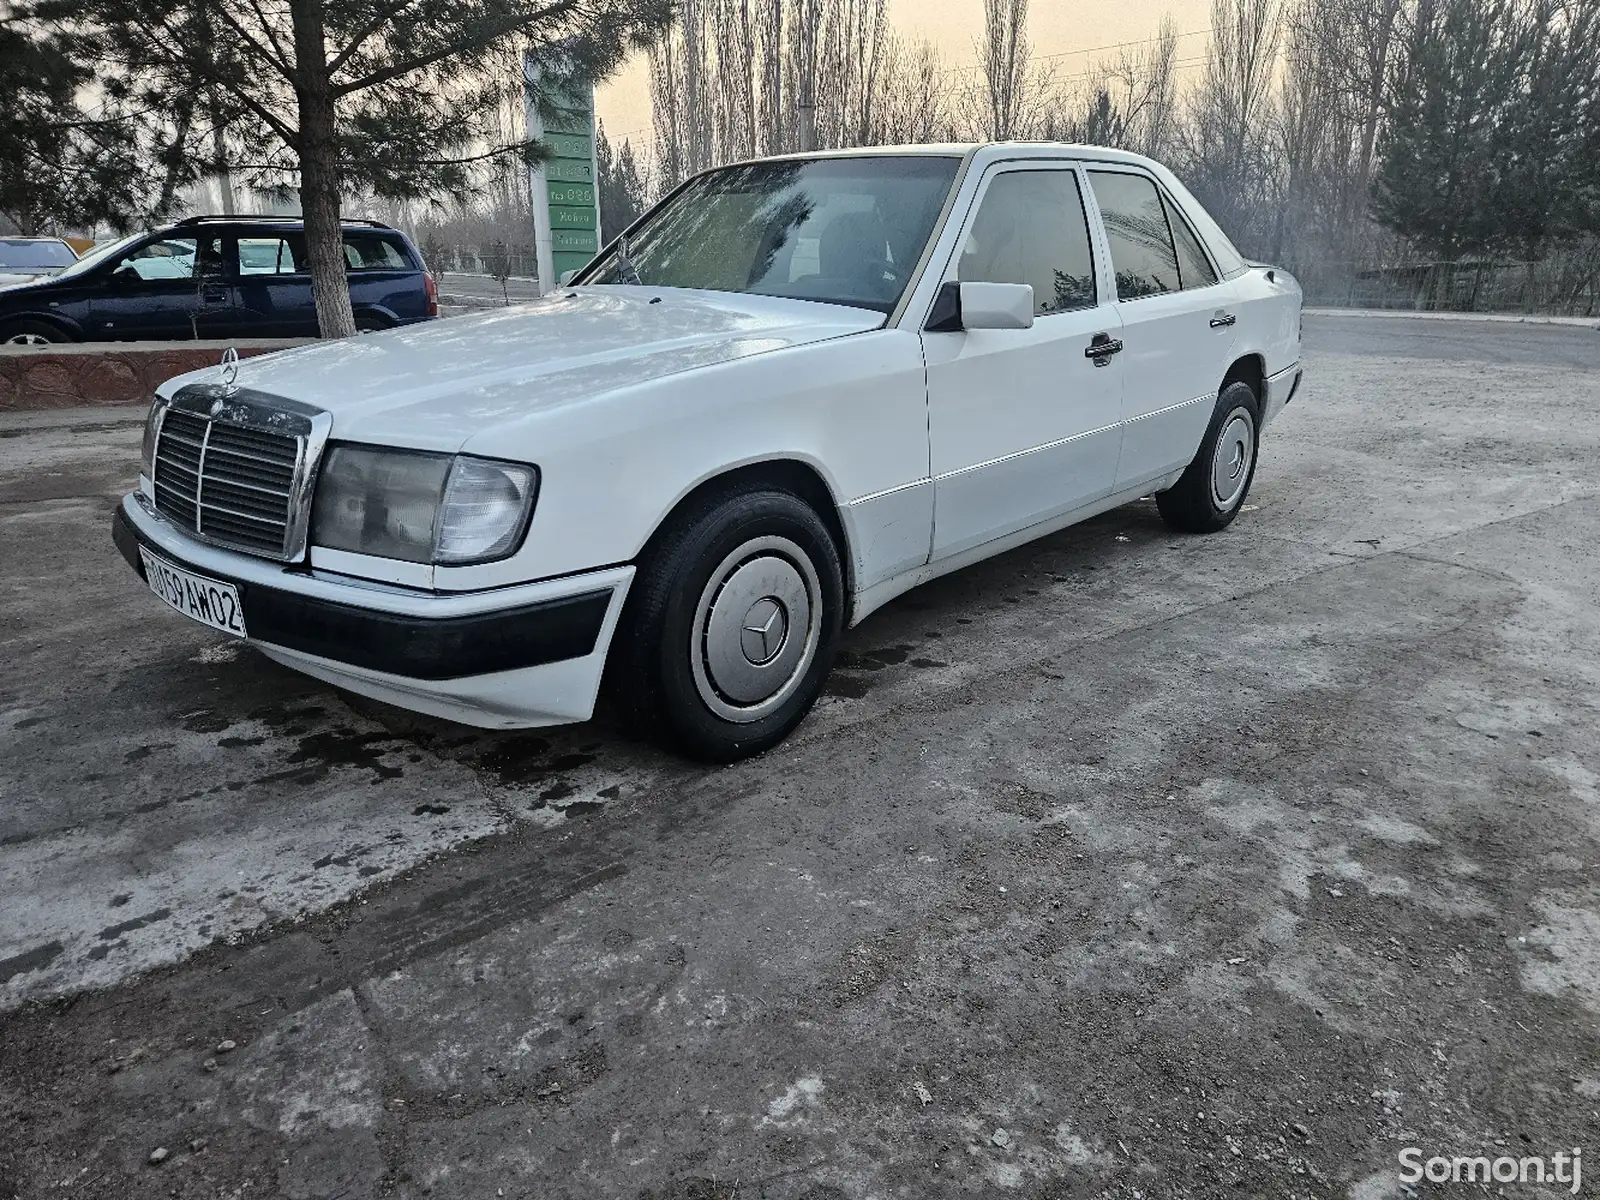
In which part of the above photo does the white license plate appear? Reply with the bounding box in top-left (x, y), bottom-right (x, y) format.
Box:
top-left (140, 548), bottom-right (247, 638)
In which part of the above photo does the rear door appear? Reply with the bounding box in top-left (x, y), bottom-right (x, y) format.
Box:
top-left (235, 231), bottom-right (317, 335)
top-left (922, 161), bottom-right (1124, 559)
top-left (1084, 169), bottom-right (1239, 490)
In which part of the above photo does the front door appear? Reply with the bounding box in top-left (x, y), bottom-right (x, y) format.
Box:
top-left (1084, 169), bottom-right (1240, 490)
top-left (89, 234), bottom-right (240, 340)
top-left (921, 162), bottom-right (1124, 560)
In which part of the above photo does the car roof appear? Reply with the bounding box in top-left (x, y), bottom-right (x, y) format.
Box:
top-left (0, 236), bottom-right (73, 243)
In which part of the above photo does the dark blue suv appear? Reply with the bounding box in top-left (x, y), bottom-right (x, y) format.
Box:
top-left (0, 216), bottom-right (438, 344)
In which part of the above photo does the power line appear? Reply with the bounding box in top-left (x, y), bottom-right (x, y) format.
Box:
top-left (937, 27), bottom-right (1213, 77)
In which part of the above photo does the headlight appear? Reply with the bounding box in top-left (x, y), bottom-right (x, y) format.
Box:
top-left (311, 446), bottom-right (538, 565)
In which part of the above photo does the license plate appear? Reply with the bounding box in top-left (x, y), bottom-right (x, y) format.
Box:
top-left (140, 548), bottom-right (247, 638)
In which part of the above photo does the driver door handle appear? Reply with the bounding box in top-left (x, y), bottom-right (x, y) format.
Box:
top-left (1209, 312), bottom-right (1236, 328)
top-left (1085, 334), bottom-right (1123, 365)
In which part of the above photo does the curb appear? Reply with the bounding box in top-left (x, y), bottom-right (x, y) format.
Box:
top-left (1304, 307), bottom-right (1599, 328)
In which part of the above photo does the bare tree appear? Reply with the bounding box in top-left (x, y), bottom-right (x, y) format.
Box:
top-left (1060, 18), bottom-right (1180, 156)
top-left (1180, 0), bottom-right (1286, 252)
top-left (978, 0), bottom-right (1030, 139)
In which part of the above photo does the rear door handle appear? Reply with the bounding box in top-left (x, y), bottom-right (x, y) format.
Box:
top-left (1085, 334), bottom-right (1123, 364)
top-left (1209, 312), bottom-right (1236, 328)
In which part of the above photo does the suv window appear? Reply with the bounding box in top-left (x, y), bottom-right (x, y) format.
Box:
top-left (114, 236), bottom-right (225, 283)
top-left (1088, 171), bottom-right (1180, 300)
top-left (239, 235), bottom-right (307, 275)
top-left (1163, 194), bottom-right (1218, 289)
top-left (959, 169), bottom-right (1096, 314)
top-left (343, 235), bottom-right (410, 271)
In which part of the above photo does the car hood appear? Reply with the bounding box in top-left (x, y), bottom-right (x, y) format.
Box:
top-left (0, 272), bottom-right (59, 290)
top-left (173, 287), bottom-right (885, 450)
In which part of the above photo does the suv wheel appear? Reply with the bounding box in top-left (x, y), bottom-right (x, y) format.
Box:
top-left (609, 487), bottom-right (844, 761)
top-left (2, 320), bottom-right (69, 346)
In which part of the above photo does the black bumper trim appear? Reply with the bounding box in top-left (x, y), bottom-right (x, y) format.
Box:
top-left (114, 505), bottom-right (612, 682)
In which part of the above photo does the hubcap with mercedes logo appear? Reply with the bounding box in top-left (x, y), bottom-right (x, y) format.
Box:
top-left (690, 536), bottom-right (822, 723)
top-left (739, 597), bottom-right (788, 665)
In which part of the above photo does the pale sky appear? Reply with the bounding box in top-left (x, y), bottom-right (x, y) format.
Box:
top-left (595, 0), bottom-right (1213, 148)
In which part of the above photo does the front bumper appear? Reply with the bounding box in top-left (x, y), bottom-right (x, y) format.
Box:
top-left (114, 495), bottom-right (634, 729)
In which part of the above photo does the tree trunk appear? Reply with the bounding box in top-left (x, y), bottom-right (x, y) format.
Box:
top-left (289, 0), bottom-right (356, 339)
top-left (211, 96), bottom-right (235, 215)
top-left (157, 106), bottom-right (194, 215)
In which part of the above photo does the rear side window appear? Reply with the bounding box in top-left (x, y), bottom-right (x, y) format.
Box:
top-left (238, 235), bottom-right (306, 275)
top-left (343, 235), bottom-right (411, 271)
top-left (1088, 171), bottom-right (1179, 300)
top-left (1163, 194), bottom-right (1218, 289)
top-left (959, 169), bottom-right (1096, 314)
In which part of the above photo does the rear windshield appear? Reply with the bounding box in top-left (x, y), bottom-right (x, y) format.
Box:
top-left (0, 240), bottom-right (77, 269)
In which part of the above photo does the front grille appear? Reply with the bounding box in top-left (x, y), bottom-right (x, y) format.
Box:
top-left (153, 410), bottom-right (301, 557)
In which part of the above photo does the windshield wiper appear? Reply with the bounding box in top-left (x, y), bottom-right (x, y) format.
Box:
top-left (615, 232), bottom-right (642, 285)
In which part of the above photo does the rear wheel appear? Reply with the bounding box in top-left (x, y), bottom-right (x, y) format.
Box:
top-left (353, 313), bottom-right (391, 334)
top-left (1156, 380), bottom-right (1260, 533)
top-left (608, 487), bottom-right (844, 761)
top-left (1, 319), bottom-right (70, 346)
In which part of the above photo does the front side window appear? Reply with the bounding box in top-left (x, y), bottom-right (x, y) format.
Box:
top-left (1088, 171), bottom-right (1180, 300)
top-left (113, 236), bottom-right (224, 283)
top-left (958, 168), bottom-right (1096, 314)
top-left (580, 156), bottom-right (961, 315)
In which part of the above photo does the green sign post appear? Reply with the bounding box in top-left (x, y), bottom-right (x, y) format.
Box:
top-left (524, 57), bottom-right (601, 289)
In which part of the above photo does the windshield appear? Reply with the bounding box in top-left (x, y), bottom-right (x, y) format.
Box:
top-left (53, 233), bottom-right (145, 280)
top-left (580, 156), bottom-right (961, 314)
top-left (0, 240), bottom-right (77, 270)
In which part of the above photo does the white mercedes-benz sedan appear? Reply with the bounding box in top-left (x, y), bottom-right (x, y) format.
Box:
top-left (114, 142), bottom-right (1303, 760)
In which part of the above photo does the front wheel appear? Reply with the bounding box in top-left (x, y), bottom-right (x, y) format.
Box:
top-left (1156, 380), bottom-right (1260, 533)
top-left (2, 319), bottom-right (70, 346)
top-left (608, 488), bottom-right (844, 761)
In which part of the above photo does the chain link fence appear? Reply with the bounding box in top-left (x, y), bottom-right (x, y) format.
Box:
top-left (1284, 255), bottom-right (1600, 317)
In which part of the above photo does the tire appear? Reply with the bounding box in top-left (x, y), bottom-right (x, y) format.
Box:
top-left (1156, 380), bottom-right (1261, 534)
top-left (608, 487), bottom-right (845, 761)
top-left (354, 313), bottom-right (391, 333)
top-left (1, 319), bottom-right (70, 346)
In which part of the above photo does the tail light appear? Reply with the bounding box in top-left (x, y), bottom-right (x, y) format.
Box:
top-left (423, 271), bottom-right (439, 318)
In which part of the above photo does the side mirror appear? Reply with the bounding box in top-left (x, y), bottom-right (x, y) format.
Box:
top-left (109, 266), bottom-right (140, 287)
top-left (558, 269), bottom-right (579, 286)
top-left (924, 280), bottom-right (1034, 332)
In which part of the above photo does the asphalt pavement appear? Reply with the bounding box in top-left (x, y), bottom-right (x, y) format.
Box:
top-left (1, 314), bottom-right (1598, 1199)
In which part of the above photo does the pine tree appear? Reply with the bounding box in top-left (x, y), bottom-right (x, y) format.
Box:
top-left (1369, 0), bottom-right (1526, 262)
top-left (596, 121), bottom-right (647, 238)
top-left (25, 0), bottom-right (670, 336)
top-left (0, 17), bottom-right (148, 234)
